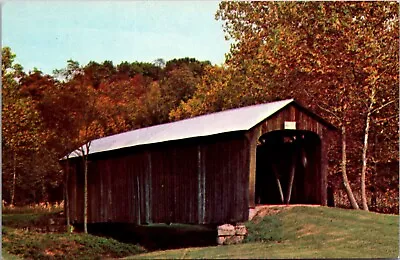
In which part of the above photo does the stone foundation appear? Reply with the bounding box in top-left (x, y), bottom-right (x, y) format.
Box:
top-left (217, 223), bottom-right (248, 245)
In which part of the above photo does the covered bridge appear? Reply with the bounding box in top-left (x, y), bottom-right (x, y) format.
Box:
top-left (63, 99), bottom-right (335, 226)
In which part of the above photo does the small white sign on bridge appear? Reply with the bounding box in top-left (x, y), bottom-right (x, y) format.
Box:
top-left (284, 121), bottom-right (297, 130)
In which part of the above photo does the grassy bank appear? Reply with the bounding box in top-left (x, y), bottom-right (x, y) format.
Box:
top-left (127, 206), bottom-right (399, 259)
top-left (2, 212), bottom-right (146, 259)
top-left (2, 226), bottom-right (145, 259)
top-left (3, 206), bottom-right (398, 259)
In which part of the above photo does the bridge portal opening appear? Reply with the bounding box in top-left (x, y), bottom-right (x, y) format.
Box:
top-left (255, 130), bottom-right (322, 205)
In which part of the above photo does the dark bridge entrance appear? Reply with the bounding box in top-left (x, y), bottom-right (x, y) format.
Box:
top-left (255, 130), bottom-right (322, 205)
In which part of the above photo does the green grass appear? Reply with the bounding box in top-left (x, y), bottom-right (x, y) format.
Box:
top-left (2, 226), bottom-right (146, 259)
top-left (126, 206), bottom-right (399, 259)
top-left (244, 214), bottom-right (283, 243)
top-left (2, 248), bottom-right (22, 260)
top-left (2, 212), bottom-right (58, 229)
top-left (2, 211), bottom-right (146, 259)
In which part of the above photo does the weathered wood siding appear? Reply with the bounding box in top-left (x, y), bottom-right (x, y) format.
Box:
top-left (65, 102), bottom-right (334, 225)
top-left (66, 133), bottom-right (250, 225)
top-left (258, 104), bottom-right (327, 136)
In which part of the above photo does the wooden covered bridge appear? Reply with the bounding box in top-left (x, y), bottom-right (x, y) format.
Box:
top-left (63, 99), bottom-right (335, 226)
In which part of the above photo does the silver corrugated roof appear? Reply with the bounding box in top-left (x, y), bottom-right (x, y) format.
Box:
top-left (68, 99), bottom-right (294, 158)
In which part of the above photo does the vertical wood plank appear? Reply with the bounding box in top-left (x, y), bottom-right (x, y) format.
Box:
top-left (145, 152), bottom-right (152, 224)
top-left (320, 129), bottom-right (328, 205)
top-left (246, 127), bottom-right (261, 208)
top-left (197, 145), bottom-right (206, 224)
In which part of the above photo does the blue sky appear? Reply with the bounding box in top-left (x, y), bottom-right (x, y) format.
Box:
top-left (2, 1), bottom-right (231, 75)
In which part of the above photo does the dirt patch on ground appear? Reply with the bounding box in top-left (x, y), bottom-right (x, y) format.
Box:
top-left (251, 207), bottom-right (286, 222)
top-left (250, 204), bottom-right (320, 222)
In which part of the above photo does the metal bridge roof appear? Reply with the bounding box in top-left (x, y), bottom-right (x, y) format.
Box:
top-left (68, 99), bottom-right (295, 158)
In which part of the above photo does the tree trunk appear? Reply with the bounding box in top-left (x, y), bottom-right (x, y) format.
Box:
top-left (41, 177), bottom-right (47, 204)
top-left (370, 134), bottom-right (378, 211)
top-left (11, 150), bottom-right (17, 206)
top-left (65, 155), bottom-right (71, 233)
top-left (341, 126), bottom-right (359, 209)
top-left (360, 108), bottom-right (372, 211)
top-left (84, 153), bottom-right (88, 234)
top-left (83, 142), bottom-right (91, 234)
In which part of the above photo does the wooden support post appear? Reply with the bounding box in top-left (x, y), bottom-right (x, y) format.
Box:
top-left (272, 164), bottom-right (285, 203)
top-left (286, 151), bottom-right (297, 205)
top-left (246, 128), bottom-right (261, 208)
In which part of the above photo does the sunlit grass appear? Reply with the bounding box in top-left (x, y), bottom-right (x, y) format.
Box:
top-left (2, 201), bottom-right (64, 215)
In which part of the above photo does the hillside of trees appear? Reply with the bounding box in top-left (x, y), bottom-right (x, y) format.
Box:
top-left (2, 1), bottom-right (398, 214)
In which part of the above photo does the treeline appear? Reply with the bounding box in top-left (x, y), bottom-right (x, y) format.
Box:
top-left (2, 1), bottom-right (399, 213)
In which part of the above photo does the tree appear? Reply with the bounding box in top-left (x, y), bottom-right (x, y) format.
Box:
top-left (2, 47), bottom-right (24, 78)
top-left (214, 1), bottom-right (398, 209)
top-left (53, 59), bottom-right (83, 82)
top-left (20, 70), bottom-right (57, 101)
top-left (170, 60), bottom-right (286, 122)
top-left (2, 94), bottom-right (44, 205)
top-left (2, 47), bottom-right (49, 205)
top-left (137, 59), bottom-right (210, 126)
top-left (39, 80), bottom-right (85, 231)
top-left (153, 58), bottom-right (166, 69)
top-left (164, 57), bottom-right (211, 76)
top-left (352, 8), bottom-right (399, 210)
top-left (171, 65), bottom-right (242, 119)
top-left (160, 65), bottom-right (201, 121)
top-left (71, 85), bottom-right (103, 233)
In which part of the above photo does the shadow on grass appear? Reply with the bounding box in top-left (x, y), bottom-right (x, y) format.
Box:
top-left (75, 222), bottom-right (218, 250)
